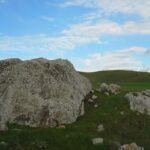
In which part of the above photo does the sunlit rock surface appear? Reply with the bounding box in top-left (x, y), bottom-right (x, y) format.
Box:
top-left (0, 58), bottom-right (92, 130)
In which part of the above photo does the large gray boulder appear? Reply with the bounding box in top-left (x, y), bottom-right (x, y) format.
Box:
top-left (125, 90), bottom-right (150, 115)
top-left (0, 58), bottom-right (92, 130)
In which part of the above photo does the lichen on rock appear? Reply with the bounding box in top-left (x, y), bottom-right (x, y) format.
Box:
top-left (0, 58), bottom-right (92, 130)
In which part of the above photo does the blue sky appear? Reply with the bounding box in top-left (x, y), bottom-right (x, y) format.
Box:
top-left (0, 0), bottom-right (150, 72)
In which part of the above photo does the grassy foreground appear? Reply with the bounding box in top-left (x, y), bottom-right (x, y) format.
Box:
top-left (0, 71), bottom-right (150, 150)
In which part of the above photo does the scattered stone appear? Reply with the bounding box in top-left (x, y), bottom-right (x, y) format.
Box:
top-left (97, 124), bottom-right (104, 132)
top-left (125, 90), bottom-right (150, 115)
top-left (0, 141), bottom-right (8, 147)
top-left (92, 95), bottom-right (98, 100)
top-left (94, 104), bottom-right (98, 108)
top-left (119, 143), bottom-right (144, 150)
top-left (32, 141), bottom-right (48, 149)
top-left (105, 92), bottom-right (110, 96)
top-left (98, 83), bottom-right (121, 95)
top-left (92, 138), bottom-right (103, 145)
top-left (0, 58), bottom-right (92, 130)
top-left (120, 111), bottom-right (124, 115)
top-left (0, 141), bottom-right (7, 145)
top-left (88, 99), bottom-right (94, 103)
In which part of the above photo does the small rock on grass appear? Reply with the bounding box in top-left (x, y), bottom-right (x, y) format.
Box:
top-left (94, 104), bottom-right (98, 108)
top-left (105, 92), bottom-right (110, 96)
top-left (88, 99), bottom-right (94, 103)
top-left (92, 138), bottom-right (103, 145)
top-left (0, 141), bottom-right (7, 146)
top-left (97, 124), bottom-right (104, 132)
top-left (120, 111), bottom-right (124, 115)
top-left (92, 95), bottom-right (98, 100)
top-left (32, 141), bottom-right (48, 149)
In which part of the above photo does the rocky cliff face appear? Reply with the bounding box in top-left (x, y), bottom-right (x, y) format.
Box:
top-left (0, 58), bottom-right (92, 130)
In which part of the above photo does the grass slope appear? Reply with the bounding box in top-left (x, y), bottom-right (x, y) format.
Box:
top-left (0, 70), bottom-right (150, 150)
top-left (80, 70), bottom-right (150, 88)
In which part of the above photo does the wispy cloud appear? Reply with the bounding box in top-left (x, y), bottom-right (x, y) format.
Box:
top-left (78, 47), bottom-right (150, 72)
top-left (60, 0), bottom-right (98, 8)
top-left (61, 0), bottom-right (150, 19)
top-left (0, 20), bottom-right (150, 53)
top-left (59, 0), bottom-right (150, 47)
top-left (0, 34), bottom-right (74, 52)
top-left (63, 21), bottom-right (150, 40)
top-left (0, 34), bottom-right (101, 53)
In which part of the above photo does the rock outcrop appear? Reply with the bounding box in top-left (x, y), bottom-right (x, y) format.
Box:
top-left (0, 58), bottom-right (92, 130)
top-left (97, 83), bottom-right (121, 95)
top-left (125, 90), bottom-right (150, 115)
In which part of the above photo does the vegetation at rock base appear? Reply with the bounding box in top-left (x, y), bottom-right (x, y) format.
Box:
top-left (0, 70), bottom-right (150, 150)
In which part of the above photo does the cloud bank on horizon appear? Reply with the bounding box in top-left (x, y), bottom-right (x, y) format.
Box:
top-left (0, 0), bottom-right (150, 72)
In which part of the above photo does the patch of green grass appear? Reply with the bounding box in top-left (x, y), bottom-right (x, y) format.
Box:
top-left (80, 70), bottom-right (150, 88)
top-left (0, 71), bottom-right (150, 150)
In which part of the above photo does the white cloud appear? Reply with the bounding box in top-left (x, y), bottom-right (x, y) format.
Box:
top-left (0, 34), bottom-right (101, 53)
top-left (78, 47), bottom-right (150, 72)
top-left (63, 21), bottom-right (150, 40)
top-left (0, 20), bottom-right (149, 53)
top-left (121, 47), bottom-right (150, 54)
top-left (0, 1), bottom-right (148, 54)
top-left (0, 34), bottom-right (102, 52)
top-left (59, 0), bottom-right (150, 46)
top-left (0, 35), bottom-right (74, 52)
top-left (62, 0), bottom-right (150, 19)
top-left (60, 0), bottom-right (98, 8)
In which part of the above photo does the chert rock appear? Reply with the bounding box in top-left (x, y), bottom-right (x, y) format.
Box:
top-left (0, 58), bottom-right (92, 130)
top-left (125, 90), bottom-right (150, 115)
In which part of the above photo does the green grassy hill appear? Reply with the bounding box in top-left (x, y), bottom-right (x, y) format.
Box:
top-left (0, 70), bottom-right (150, 150)
top-left (80, 70), bottom-right (150, 88)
